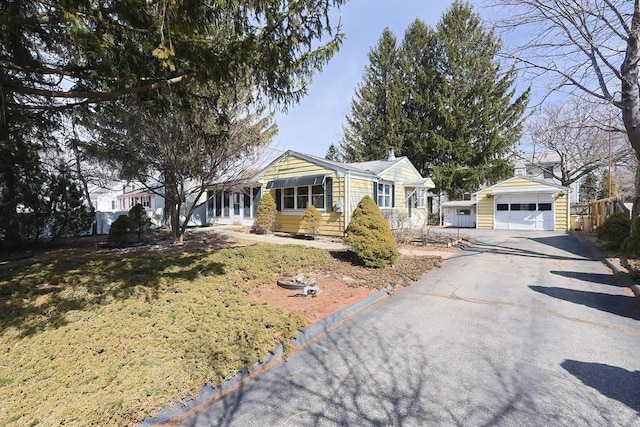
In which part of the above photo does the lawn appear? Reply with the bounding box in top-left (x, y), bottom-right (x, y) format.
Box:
top-left (0, 237), bottom-right (440, 426)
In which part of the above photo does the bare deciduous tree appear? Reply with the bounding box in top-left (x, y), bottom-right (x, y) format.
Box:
top-left (88, 88), bottom-right (277, 244)
top-left (493, 0), bottom-right (640, 213)
top-left (517, 97), bottom-right (633, 188)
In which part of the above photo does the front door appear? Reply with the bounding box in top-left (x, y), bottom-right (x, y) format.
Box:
top-left (209, 188), bottom-right (259, 225)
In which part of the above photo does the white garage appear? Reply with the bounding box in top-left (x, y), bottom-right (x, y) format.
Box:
top-left (476, 176), bottom-right (570, 231)
top-left (493, 193), bottom-right (555, 230)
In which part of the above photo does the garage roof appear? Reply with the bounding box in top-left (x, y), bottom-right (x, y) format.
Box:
top-left (442, 200), bottom-right (476, 207)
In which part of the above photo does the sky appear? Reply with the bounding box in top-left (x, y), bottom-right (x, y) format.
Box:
top-left (265, 0), bottom-right (485, 162)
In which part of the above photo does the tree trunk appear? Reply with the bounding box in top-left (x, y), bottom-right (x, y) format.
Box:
top-left (621, 1), bottom-right (640, 218)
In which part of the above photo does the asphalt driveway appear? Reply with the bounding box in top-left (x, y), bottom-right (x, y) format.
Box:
top-left (169, 230), bottom-right (640, 426)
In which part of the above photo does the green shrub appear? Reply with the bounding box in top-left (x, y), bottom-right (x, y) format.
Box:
top-left (128, 204), bottom-right (152, 242)
top-left (300, 205), bottom-right (322, 238)
top-left (254, 192), bottom-right (277, 234)
top-left (622, 215), bottom-right (640, 258)
top-left (107, 215), bottom-right (133, 245)
top-left (108, 204), bottom-right (152, 245)
top-left (344, 195), bottom-right (398, 268)
top-left (596, 212), bottom-right (630, 250)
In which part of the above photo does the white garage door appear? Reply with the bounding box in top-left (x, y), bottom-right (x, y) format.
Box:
top-left (494, 194), bottom-right (554, 230)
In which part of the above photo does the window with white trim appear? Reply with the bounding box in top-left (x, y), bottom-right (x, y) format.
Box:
top-left (283, 188), bottom-right (295, 209)
top-left (296, 186), bottom-right (309, 209)
top-left (278, 184), bottom-right (329, 211)
top-left (414, 188), bottom-right (427, 208)
top-left (377, 183), bottom-right (393, 208)
top-left (311, 185), bottom-right (325, 209)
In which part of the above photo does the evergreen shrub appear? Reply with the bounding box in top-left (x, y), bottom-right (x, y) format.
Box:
top-left (108, 204), bottom-right (152, 245)
top-left (596, 212), bottom-right (630, 250)
top-left (300, 205), bottom-right (322, 238)
top-left (344, 195), bottom-right (398, 268)
top-left (254, 192), bottom-right (277, 234)
top-left (108, 215), bottom-right (133, 245)
top-left (128, 204), bottom-right (152, 242)
top-left (622, 216), bottom-right (640, 258)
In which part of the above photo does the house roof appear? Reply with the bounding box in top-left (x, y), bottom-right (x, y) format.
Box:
top-left (516, 151), bottom-right (561, 166)
top-left (258, 150), bottom-right (427, 182)
top-left (442, 200), bottom-right (477, 207)
top-left (118, 185), bottom-right (162, 197)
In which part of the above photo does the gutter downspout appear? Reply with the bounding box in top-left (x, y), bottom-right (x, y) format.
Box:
top-left (566, 191), bottom-right (571, 231)
top-left (344, 172), bottom-right (351, 235)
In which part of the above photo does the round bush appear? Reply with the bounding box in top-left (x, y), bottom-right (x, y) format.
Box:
top-left (300, 205), bottom-right (322, 238)
top-left (344, 195), bottom-right (398, 268)
top-left (108, 215), bottom-right (133, 245)
top-left (596, 212), bottom-right (630, 250)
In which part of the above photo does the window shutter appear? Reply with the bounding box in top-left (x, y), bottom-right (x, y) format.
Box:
top-left (373, 182), bottom-right (378, 204)
top-left (391, 185), bottom-right (395, 208)
top-left (325, 177), bottom-right (333, 211)
top-left (275, 189), bottom-right (282, 211)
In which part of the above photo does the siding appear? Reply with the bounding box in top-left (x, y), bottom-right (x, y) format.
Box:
top-left (555, 193), bottom-right (568, 231)
top-left (476, 193), bottom-right (494, 229)
top-left (347, 176), bottom-right (373, 213)
top-left (378, 159), bottom-right (422, 182)
top-left (261, 155), bottom-right (346, 237)
top-left (260, 156), bottom-right (334, 180)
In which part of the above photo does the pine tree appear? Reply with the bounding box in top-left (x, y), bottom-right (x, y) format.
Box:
top-left (599, 170), bottom-right (618, 199)
top-left (325, 143), bottom-right (342, 161)
top-left (430, 1), bottom-right (529, 199)
top-left (254, 192), bottom-right (277, 234)
top-left (580, 172), bottom-right (599, 202)
top-left (339, 2), bottom-right (529, 199)
top-left (344, 195), bottom-right (398, 268)
top-left (300, 205), bottom-right (322, 238)
top-left (340, 29), bottom-right (404, 162)
top-left (398, 19), bottom-right (439, 176)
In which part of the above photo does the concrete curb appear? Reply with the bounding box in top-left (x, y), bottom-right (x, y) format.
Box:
top-left (139, 284), bottom-right (393, 426)
top-left (571, 231), bottom-right (640, 300)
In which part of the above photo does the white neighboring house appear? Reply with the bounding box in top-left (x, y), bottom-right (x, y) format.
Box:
top-left (91, 181), bottom-right (165, 234)
top-left (514, 152), bottom-right (580, 204)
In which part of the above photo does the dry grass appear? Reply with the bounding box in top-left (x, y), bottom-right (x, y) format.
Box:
top-left (0, 244), bottom-right (330, 426)
top-left (0, 238), bottom-right (441, 426)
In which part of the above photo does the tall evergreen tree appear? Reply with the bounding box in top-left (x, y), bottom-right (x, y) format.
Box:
top-left (340, 29), bottom-right (404, 162)
top-left (580, 172), bottom-right (599, 203)
top-left (340, 2), bottom-right (529, 199)
top-left (430, 1), bottom-right (529, 199)
top-left (1, 1), bottom-right (345, 244)
top-left (398, 19), bottom-right (439, 176)
top-left (599, 170), bottom-right (618, 199)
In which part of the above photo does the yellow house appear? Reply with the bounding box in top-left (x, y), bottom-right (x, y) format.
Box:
top-left (253, 149), bottom-right (435, 237)
top-left (475, 176), bottom-right (570, 231)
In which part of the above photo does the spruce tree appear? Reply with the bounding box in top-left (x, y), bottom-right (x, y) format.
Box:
top-left (340, 29), bottom-right (404, 162)
top-left (430, 1), bottom-right (529, 199)
top-left (340, 2), bottom-right (529, 199)
top-left (325, 143), bottom-right (342, 161)
top-left (580, 172), bottom-right (599, 202)
top-left (599, 170), bottom-right (618, 199)
top-left (398, 19), bottom-right (439, 176)
top-left (344, 195), bottom-right (398, 268)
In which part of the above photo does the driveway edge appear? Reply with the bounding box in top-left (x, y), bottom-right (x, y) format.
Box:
top-left (139, 284), bottom-right (393, 426)
top-left (571, 231), bottom-right (640, 300)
